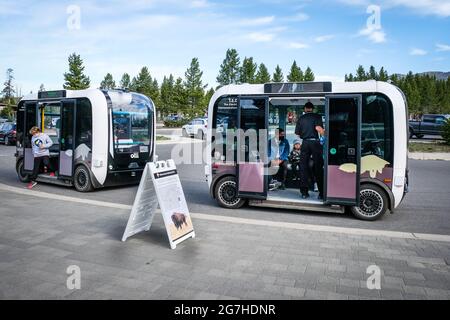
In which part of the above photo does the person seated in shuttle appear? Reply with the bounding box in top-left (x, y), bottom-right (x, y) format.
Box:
top-left (268, 128), bottom-right (290, 190)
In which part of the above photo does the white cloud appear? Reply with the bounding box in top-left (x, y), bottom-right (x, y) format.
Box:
top-left (337, 0), bottom-right (450, 17)
top-left (190, 0), bottom-right (210, 8)
top-left (314, 35), bottom-right (335, 43)
top-left (245, 32), bottom-right (276, 42)
top-left (410, 48), bottom-right (427, 56)
top-left (238, 16), bottom-right (275, 26)
top-left (358, 26), bottom-right (386, 43)
top-left (288, 42), bottom-right (310, 49)
top-left (284, 13), bottom-right (310, 22)
top-left (436, 43), bottom-right (450, 52)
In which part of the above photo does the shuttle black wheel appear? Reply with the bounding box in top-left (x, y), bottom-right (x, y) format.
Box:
top-left (16, 159), bottom-right (30, 183)
top-left (214, 176), bottom-right (246, 209)
top-left (74, 165), bottom-right (94, 192)
top-left (351, 185), bottom-right (388, 221)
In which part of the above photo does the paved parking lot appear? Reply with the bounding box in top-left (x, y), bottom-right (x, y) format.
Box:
top-left (0, 139), bottom-right (450, 300)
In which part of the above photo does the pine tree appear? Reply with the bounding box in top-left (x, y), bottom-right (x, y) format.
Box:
top-left (442, 78), bottom-right (450, 114)
top-left (39, 84), bottom-right (45, 92)
top-left (120, 73), bottom-right (131, 89)
top-left (303, 66), bottom-right (315, 81)
top-left (389, 73), bottom-right (399, 84)
top-left (287, 61), bottom-right (304, 82)
top-left (1, 68), bottom-right (15, 103)
top-left (239, 57), bottom-right (257, 84)
top-left (272, 65), bottom-right (284, 82)
top-left (151, 79), bottom-right (159, 104)
top-left (202, 87), bottom-right (215, 116)
top-left (379, 67), bottom-right (389, 81)
top-left (173, 77), bottom-right (189, 116)
top-left (368, 65), bottom-right (378, 80)
top-left (133, 67), bottom-right (153, 97)
top-left (216, 48), bottom-right (240, 87)
top-left (404, 77), bottom-right (421, 114)
top-left (355, 65), bottom-right (366, 81)
top-left (63, 53), bottom-right (90, 89)
top-left (160, 74), bottom-right (175, 116)
top-left (184, 57), bottom-right (207, 117)
top-left (100, 73), bottom-right (116, 89)
top-left (255, 63), bottom-right (271, 84)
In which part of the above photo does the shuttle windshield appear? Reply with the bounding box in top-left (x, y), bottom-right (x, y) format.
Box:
top-left (110, 92), bottom-right (152, 149)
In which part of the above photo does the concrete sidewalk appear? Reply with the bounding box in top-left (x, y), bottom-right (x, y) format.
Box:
top-left (0, 189), bottom-right (449, 300)
top-left (408, 152), bottom-right (450, 161)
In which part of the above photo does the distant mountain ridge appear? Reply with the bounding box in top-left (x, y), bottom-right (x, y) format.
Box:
top-left (395, 71), bottom-right (450, 81)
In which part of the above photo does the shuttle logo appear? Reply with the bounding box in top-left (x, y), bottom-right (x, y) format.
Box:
top-left (130, 152), bottom-right (139, 159)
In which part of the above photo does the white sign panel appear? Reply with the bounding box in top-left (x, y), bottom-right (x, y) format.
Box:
top-left (122, 160), bottom-right (195, 249)
top-left (121, 164), bottom-right (158, 242)
top-left (149, 160), bottom-right (195, 249)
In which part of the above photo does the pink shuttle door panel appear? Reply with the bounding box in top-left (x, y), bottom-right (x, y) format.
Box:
top-left (238, 163), bottom-right (265, 193)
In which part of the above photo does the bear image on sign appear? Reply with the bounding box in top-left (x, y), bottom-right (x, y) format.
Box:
top-left (338, 155), bottom-right (390, 178)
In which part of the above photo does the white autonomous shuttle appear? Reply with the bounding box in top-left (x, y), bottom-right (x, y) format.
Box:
top-left (15, 89), bottom-right (156, 191)
top-left (205, 81), bottom-right (409, 220)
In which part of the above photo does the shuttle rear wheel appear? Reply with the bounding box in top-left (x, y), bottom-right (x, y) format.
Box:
top-left (16, 159), bottom-right (30, 183)
top-left (214, 176), bottom-right (246, 209)
top-left (351, 185), bottom-right (388, 221)
top-left (74, 165), bottom-right (94, 192)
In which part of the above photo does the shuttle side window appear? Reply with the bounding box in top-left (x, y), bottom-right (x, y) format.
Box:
top-left (75, 98), bottom-right (92, 149)
top-left (361, 94), bottom-right (394, 165)
top-left (16, 101), bottom-right (24, 147)
top-left (42, 104), bottom-right (61, 145)
top-left (25, 103), bottom-right (37, 148)
top-left (212, 96), bottom-right (238, 162)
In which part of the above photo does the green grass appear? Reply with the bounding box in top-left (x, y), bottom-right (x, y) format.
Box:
top-left (409, 142), bottom-right (450, 153)
top-left (156, 135), bottom-right (171, 141)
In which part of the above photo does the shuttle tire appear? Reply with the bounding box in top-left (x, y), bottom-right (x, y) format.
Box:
top-left (16, 159), bottom-right (30, 183)
top-left (74, 165), bottom-right (94, 192)
top-left (214, 176), bottom-right (246, 209)
top-left (351, 184), bottom-right (388, 221)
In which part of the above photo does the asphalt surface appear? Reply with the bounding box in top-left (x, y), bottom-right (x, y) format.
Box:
top-left (0, 133), bottom-right (449, 236)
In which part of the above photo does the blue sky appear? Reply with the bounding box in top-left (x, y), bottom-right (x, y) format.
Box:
top-left (0, 0), bottom-right (449, 94)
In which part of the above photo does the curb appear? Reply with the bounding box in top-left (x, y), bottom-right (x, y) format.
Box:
top-left (408, 152), bottom-right (450, 161)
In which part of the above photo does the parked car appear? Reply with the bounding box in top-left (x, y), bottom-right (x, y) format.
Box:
top-left (165, 114), bottom-right (183, 121)
top-left (182, 118), bottom-right (207, 139)
top-left (0, 122), bottom-right (17, 145)
top-left (409, 114), bottom-right (447, 138)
